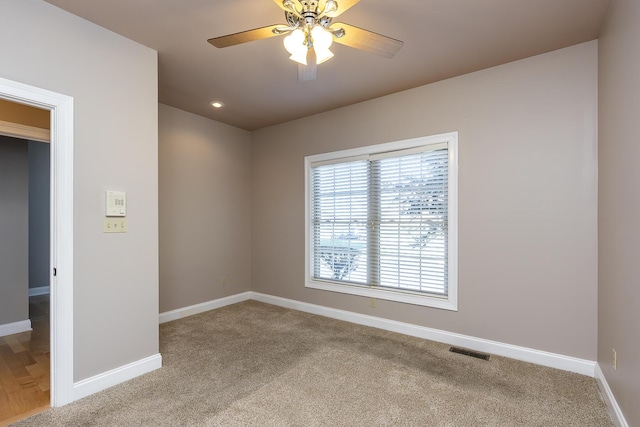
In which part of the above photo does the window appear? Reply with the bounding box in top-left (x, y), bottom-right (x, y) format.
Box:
top-left (305, 132), bottom-right (458, 310)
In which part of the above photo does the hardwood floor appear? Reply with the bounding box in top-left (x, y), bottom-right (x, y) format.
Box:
top-left (0, 295), bottom-right (49, 426)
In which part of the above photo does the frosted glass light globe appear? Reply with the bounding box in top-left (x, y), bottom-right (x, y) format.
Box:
top-left (311, 25), bottom-right (333, 50)
top-left (284, 29), bottom-right (308, 65)
top-left (311, 25), bottom-right (334, 64)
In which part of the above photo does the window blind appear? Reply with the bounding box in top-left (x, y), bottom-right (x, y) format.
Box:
top-left (311, 159), bottom-right (369, 284)
top-left (311, 146), bottom-right (449, 296)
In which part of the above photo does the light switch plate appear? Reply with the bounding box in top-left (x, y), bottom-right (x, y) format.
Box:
top-left (104, 218), bottom-right (127, 233)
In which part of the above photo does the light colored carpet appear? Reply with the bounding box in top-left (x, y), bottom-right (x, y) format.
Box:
top-left (14, 301), bottom-right (612, 426)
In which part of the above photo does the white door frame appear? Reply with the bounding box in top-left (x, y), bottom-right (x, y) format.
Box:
top-left (0, 76), bottom-right (74, 406)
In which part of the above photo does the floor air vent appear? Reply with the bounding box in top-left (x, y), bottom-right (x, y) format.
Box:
top-left (449, 346), bottom-right (491, 361)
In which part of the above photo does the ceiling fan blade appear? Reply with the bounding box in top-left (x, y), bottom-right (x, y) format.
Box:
top-left (298, 49), bottom-right (317, 81)
top-left (208, 25), bottom-right (284, 48)
top-left (324, 0), bottom-right (360, 18)
top-left (331, 23), bottom-right (404, 58)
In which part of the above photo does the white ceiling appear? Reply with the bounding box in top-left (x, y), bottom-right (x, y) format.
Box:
top-left (44, 0), bottom-right (611, 130)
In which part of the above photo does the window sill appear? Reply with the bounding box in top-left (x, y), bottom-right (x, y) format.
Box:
top-left (306, 279), bottom-right (458, 311)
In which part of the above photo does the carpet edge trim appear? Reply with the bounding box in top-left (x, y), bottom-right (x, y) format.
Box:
top-left (73, 353), bottom-right (162, 401)
top-left (250, 292), bottom-right (596, 377)
top-left (595, 363), bottom-right (629, 427)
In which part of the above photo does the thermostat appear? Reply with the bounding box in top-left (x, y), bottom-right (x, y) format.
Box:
top-left (106, 191), bottom-right (126, 217)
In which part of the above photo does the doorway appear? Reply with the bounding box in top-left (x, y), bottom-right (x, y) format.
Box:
top-left (0, 132), bottom-right (50, 424)
top-left (0, 77), bottom-right (74, 410)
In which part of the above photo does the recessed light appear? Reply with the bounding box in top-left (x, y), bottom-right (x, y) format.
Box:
top-left (210, 101), bottom-right (225, 109)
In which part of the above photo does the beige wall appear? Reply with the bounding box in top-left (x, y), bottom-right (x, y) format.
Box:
top-left (598, 0), bottom-right (640, 424)
top-left (0, 136), bottom-right (28, 326)
top-left (0, 0), bottom-right (159, 381)
top-left (252, 42), bottom-right (598, 360)
top-left (159, 104), bottom-right (252, 312)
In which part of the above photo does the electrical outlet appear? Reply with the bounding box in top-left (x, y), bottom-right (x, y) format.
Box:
top-left (369, 298), bottom-right (376, 308)
top-left (612, 349), bottom-right (617, 370)
top-left (221, 276), bottom-right (227, 286)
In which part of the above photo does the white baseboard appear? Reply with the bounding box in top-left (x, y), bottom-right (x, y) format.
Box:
top-left (595, 363), bottom-right (629, 427)
top-left (29, 286), bottom-right (50, 297)
top-left (250, 292), bottom-right (596, 377)
top-left (159, 292), bottom-right (252, 324)
top-left (73, 353), bottom-right (162, 401)
top-left (0, 319), bottom-right (32, 338)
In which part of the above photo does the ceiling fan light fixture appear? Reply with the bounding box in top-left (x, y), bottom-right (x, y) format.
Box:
top-left (311, 25), bottom-right (334, 64)
top-left (284, 28), bottom-right (307, 64)
top-left (311, 25), bottom-right (332, 50)
top-left (208, 0), bottom-right (404, 82)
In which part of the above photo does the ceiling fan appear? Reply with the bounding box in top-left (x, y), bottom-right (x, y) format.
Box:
top-left (208, 0), bottom-right (404, 81)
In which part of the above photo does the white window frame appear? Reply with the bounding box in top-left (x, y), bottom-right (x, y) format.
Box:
top-left (304, 132), bottom-right (458, 310)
